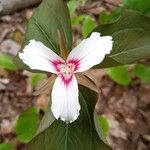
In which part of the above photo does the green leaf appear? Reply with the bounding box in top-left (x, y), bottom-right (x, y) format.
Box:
top-left (15, 107), bottom-right (39, 143)
top-left (95, 9), bottom-right (150, 35)
top-left (93, 9), bottom-right (150, 68)
top-left (82, 16), bottom-right (97, 38)
top-left (31, 73), bottom-right (45, 87)
top-left (99, 8), bottom-right (122, 24)
top-left (106, 66), bottom-right (131, 85)
top-left (28, 87), bottom-right (111, 150)
top-left (123, 0), bottom-right (150, 15)
top-left (98, 116), bottom-right (109, 137)
top-left (67, 0), bottom-right (77, 14)
top-left (71, 15), bottom-right (85, 27)
top-left (0, 143), bottom-right (13, 150)
top-left (0, 53), bottom-right (17, 70)
top-left (94, 113), bottom-right (109, 143)
top-left (99, 116), bottom-right (109, 136)
top-left (14, 0), bottom-right (72, 72)
top-left (134, 64), bottom-right (150, 82)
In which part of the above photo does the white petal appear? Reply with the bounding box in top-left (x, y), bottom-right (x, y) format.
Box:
top-left (51, 75), bottom-right (80, 123)
top-left (67, 32), bottom-right (113, 72)
top-left (19, 40), bottom-right (64, 73)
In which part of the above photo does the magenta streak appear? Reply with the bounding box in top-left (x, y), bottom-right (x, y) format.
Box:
top-left (60, 74), bottom-right (73, 86)
top-left (59, 58), bottom-right (80, 86)
top-left (68, 58), bottom-right (81, 71)
top-left (50, 59), bottom-right (65, 73)
top-left (50, 58), bottom-right (80, 86)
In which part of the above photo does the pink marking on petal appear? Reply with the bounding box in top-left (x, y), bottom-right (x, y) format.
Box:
top-left (68, 59), bottom-right (80, 71)
top-left (47, 58), bottom-right (80, 86)
top-left (50, 59), bottom-right (65, 73)
top-left (60, 74), bottom-right (73, 86)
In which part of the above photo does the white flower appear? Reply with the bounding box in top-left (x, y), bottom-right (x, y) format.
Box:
top-left (19, 32), bottom-right (113, 123)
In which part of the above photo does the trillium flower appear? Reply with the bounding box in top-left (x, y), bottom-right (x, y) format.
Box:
top-left (19, 32), bottom-right (113, 123)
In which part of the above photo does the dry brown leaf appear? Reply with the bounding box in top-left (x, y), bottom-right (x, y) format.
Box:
top-left (82, 69), bottom-right (103, 87)
top-left (33, 74), bottom-right (56, 96)
top-left (76, 73), bottom-right (100, 93)
top-left (103, 0), bottom-right (122, 11)
top-left (36, 94), bottom-right (49, 111)
top-left (0, 39), bottom-right (20, 55)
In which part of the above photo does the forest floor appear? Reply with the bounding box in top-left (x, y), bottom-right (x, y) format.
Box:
top-left (0, 2), bottom-right (150, 150)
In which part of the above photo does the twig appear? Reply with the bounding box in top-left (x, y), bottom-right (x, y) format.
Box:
top-left (0, 0), bottom-right (42, 16)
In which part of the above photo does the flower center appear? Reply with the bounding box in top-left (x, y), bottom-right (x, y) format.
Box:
top-left (60, 63), bottom-right (74, 77)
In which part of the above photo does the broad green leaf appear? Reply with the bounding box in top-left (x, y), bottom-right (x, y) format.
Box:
top-left (123, 0), bottom-right (150, 15)
top-left (94, 9), bottom-right (150, 35)
top-left (0, 53), bottom-right (17, 70)
top-left (106, 66), bottom-right (131, 85)
top-left (134, 64), bottom-right (150, 82)
top-left (99, 8), bottom-right (122, 24)
top-left (28, 87), bottom-right (111, 150)
top-left (93, 9), bottom-right (150, 68)
top-left (14, 0), bottom-right (72, 72)
top-left (31, 73), bottom-right (45, 87)
top-left (15, 107), bottom-right (39, 143)
top-left (0, 143), bottom-right (13, 150)
top-left (82, 16), bottom-right (97, 38)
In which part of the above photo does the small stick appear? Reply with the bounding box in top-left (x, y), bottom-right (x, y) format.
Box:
top-left (57, 30), bottom-right (68, 60)
top-left (0, 0), bottom-right (42, 16)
